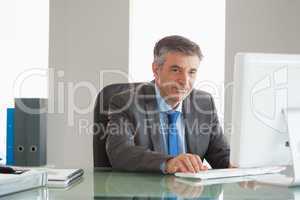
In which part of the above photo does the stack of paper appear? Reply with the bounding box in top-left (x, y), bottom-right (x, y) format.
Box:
top-left (46, 169), bottom-right (84, 188)
top-left (0, 170), bottom-right (47, 197)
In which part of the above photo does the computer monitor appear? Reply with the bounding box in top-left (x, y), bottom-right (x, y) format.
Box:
top-left (230, 53), bottom-right (300, 168)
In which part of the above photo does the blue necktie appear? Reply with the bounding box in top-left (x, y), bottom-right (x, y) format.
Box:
top-left (167, 111), bottom-right (181, 156)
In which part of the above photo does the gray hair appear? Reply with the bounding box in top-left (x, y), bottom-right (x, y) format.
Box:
top-left (153, 35), bottom-right (203, 66)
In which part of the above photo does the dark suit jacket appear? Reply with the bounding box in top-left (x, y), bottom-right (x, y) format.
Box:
top-left (105, 82), bottom-right (229, 172)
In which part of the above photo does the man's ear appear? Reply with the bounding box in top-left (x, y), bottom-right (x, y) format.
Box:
top-left (152, 62), bottom-right (160, 79)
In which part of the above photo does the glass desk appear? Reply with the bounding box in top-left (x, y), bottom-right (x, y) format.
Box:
top-left (1, 169), bottom-right (300, 200)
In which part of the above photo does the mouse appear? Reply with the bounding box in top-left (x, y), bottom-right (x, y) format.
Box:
top-left (0, 166), bottom-right (16, 174)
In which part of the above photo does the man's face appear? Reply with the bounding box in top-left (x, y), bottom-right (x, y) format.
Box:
top-left (152, 52), bottom-right (200, 107)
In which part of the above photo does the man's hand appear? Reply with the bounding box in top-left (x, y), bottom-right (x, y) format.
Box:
top-left (165, 153), bottom-right (208, 173)
top-left (229, 163), bottom-right (237, 168)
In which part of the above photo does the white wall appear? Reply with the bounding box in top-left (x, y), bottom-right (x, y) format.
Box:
top-left (225, 0), bottom-right (300, 138)
top-left (129, 0), bottom-right (225, 123)
top-left (0, 0), bottom-right (48, 164)
top-left (48, 0), bottom-right (129, 168)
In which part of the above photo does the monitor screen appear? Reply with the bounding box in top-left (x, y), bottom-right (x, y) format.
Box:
top-left (230, 53), bottom-right (300, 167)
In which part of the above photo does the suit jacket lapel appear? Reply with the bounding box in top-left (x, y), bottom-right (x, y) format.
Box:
top-left (183, 94), bottom-right (198, 154)
top-left (142, 83), bottom-right (167, 154)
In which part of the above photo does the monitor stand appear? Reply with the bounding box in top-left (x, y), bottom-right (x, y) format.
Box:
top-left (257, 108), bottom-right (300, 187)
top-left (285, 108), bottom-right (300, 186)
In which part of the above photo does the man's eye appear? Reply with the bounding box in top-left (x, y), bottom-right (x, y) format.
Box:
top-left (171, 69), bottom-right (179, 72)
top-left (189, 71), bottom-right (197, 75)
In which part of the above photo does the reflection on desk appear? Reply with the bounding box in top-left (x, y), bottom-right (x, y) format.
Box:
top-left (0, 187), bottom-right (47, 200)
top-left (1, 170), bottom-right (300, 200)
top-left (93, 171), bottom-right (222, 199)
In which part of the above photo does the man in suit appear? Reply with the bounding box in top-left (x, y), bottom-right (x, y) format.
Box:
top-left (105, 35), bottom-right (230, 173)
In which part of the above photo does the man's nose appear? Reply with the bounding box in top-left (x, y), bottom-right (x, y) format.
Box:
top-left (178, 72), bottom-right (189, 86)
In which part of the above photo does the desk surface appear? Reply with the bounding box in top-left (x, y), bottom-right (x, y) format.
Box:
top-left (1, 169), bottom-right (300, 200)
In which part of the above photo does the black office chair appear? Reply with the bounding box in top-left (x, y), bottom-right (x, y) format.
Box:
top-left (93, 82), bottom-right (142, 168)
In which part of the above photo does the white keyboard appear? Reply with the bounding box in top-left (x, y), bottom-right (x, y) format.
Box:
top-left (175, 166), bottom-right (286, 180)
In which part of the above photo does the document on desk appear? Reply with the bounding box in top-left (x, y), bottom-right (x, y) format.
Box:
top-left (255, 174), bottom-right (295, 186)
top-left (0, 170), bottom-right (47, 197)
top-left (255, 166), bottom-right (300, 187)
top-left (46, 168), bottom-right (84, 188)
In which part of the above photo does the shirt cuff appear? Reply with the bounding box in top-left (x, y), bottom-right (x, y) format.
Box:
top-left (160, 161), bottom-right (167, 174)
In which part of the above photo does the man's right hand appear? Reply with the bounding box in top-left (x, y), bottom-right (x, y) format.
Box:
top-left (165, 153), bottom-right (208, 174)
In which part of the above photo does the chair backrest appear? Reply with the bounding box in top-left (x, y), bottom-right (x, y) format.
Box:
top-left (93, 82), bottom-right (142, 167)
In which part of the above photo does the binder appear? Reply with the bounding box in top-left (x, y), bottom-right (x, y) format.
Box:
top-left (6, 108), bottom-right (15, 165)
top-left (14, 98), bottom-right (47, 166)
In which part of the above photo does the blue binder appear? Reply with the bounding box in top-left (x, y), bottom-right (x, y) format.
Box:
top-left (6, 108), bottom-right (15, 165)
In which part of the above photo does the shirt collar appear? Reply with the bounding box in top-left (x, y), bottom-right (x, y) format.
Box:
top-left (154, 83), bottom-right (182, 113)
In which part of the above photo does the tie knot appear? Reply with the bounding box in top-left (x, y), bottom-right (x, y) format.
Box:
top-left (167, 111), bottom-right (180, 124)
